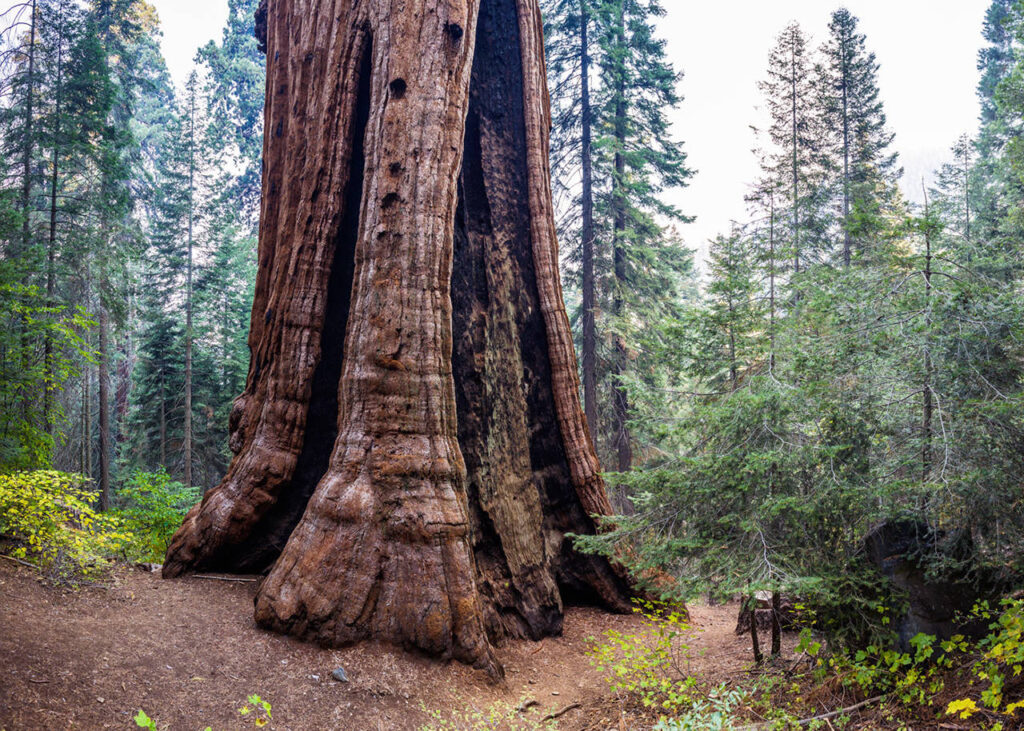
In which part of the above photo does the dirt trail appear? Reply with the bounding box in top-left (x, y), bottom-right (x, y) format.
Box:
top-left (0, 562), bottom-right (796, 730)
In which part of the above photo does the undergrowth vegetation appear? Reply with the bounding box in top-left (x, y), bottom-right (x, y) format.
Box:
top-left (0, 470), bottom-right (134, 582)
top-left (586, 601), bottom-right (1024, 730)
top-left (418, 697), bottom-right (558, 731)
top-left (134, 693), bottom-right (272, 730)
top-left (0, 469), bottom-right (197, 582)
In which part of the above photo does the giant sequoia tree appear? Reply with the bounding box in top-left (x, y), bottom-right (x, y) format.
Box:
top-left (162, 0), bottom-right (632, 677)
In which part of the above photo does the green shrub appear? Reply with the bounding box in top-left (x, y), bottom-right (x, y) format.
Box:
top-left (0, 470), bottom-right (133, 582)
top-left (587, 600), bottom-right (696, 716)
top-left (652, 685), bottom-right (748, 731)
top-left (945, 599), bottom-right (1024, 725)
top-left (116, 470), bottom-right (199, 561)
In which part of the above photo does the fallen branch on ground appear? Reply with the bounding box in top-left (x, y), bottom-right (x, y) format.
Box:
top-left (0, 553), bottom-right (37, 569)
top-left (738, 695), bottom-right (885, 730)
top-left (191, 574), bottom-right (258, 583)
top-left (543, 703), bottom-right (582, 721)
top-left (516, 699), bottom-right (540, 713)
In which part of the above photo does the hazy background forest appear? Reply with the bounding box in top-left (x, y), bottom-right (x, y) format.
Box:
top-left (2, 0), bottom-right (1024, 726)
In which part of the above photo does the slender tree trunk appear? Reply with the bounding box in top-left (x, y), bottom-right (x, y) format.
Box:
top-left (115, 334), bottom-right (131, 446)
top-left (922, 187), bottom-right (933, 480)
top-left (579, 0), bottom-right (598, 443)
top-left (768, 189), bottom-right (776, 373)
top-left (728, 298), bottom-right (737, 391)
top-left (44, 10), bottom-right (64, 432)
top-left (81, 366), bottom-right (89, 476)
top-left (183, 84), bottom-right (196, 489)
top-left (222, 291), bottom-right (230, 392)
top-left (16, 0), bottom-right (38, 425)
top-left (20, 0), bottom-right (37, 254)
top-left (165, 0), bottom-right (632, 678)
top-left (790, 43), bottom-right (800, 280)
top-left (749, 595), bottom-right (763, 665)
top-left (83, 267), bottom-right (93, 480)
top-left (963, 141), bottom-right (971, 247)
top-left (159, 375), bottom-right (167, 469)
top-left (98, 306), bottom-right (110, 511)
top-left (841, 43), bottom-right (851, 267)
top-left (771, 589), bottom-right (782, 657)
top-left (610, 0), bottom-right (632, 473)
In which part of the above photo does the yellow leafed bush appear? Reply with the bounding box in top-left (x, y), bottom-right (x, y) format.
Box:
top-left (0, 470), bottom-right (134, 583)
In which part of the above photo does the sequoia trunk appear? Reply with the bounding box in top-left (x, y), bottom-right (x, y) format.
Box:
top-left (163, 0), bottom-right (631, 675)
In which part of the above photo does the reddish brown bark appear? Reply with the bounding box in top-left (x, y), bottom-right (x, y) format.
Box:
top-left (164, 0), bottom-right (631, 676)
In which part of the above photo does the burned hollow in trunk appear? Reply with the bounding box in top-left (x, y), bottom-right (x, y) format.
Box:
top-left (164, 0), bottom-right (632, 676)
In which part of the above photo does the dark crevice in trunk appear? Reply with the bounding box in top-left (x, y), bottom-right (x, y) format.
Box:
top-left (226, 39), bottom-right (373, 573)
top-left (453, 0), bottom-right (563, 643)
top-left (451, 0), bottom-right (622, 639)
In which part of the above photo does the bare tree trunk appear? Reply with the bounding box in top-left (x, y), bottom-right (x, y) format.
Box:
top-left (159, 375), bottom-right (166, 469)
top-left (771, 590), bottom-right (782, 657)
top-left (20, 0), bottom-right (36, 254)
top-left (768, 189), bottom-right (776, 373)
top-left (81, 362), bottom-right (90, 476)
top-left (81, 261), bottom-right (92, 479)
top-left (922, 186), bottom-right (933, 480)
top-left (841, 40), bottom-right (851, 268)
top-left (610, 0), bottom-right (632, 474)
top-left (749, 595), bottom-right (763, 665)
top-left (579, 0), bottom-right (598, 442)
top-left (98, 306), bottom-right (110, 511)
top-left (790, 43), bottom-right (800, 280)
top-left (164, 0), bottom-right (631, 678)
top-left (183, 81), bottom-right (196, 489)
top-left (44, 5), bottom-right (64, 432)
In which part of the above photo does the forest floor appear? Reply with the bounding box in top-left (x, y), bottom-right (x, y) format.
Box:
top-left (0, 560), bottom-right (803, 730)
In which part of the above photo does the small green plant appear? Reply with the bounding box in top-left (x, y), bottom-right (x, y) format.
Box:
top-left (945, 599), bottom-right (1024, 722)
top-left (0, 470), bottom-right (134, 583)
top-left (418, 695), bottom-right (556, 730)
top-left (653, 684), bottom-right (748, 730)
top-left (818, 631), bottom-right (950, 709)
top-left (133, 710), bottom-right (157, 730)
top-left (116, 470), bottom-right (199, 561)
top-left (135, 693), bottom-right (272, 730)
top-left (587, 599), bottom-right (696, 715)
top-left (238, 694), bottom-right (273, 728)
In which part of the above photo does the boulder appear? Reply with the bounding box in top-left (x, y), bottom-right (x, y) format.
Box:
top-left (863, 520), bottom-right (988, 649)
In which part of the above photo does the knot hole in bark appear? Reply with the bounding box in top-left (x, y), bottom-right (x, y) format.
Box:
top-left (444, 22), bottom-right (464, 44)
top-left (389, 78), bottom-right (407, 99)
top-left (382, 192), bottom-right (400, 209)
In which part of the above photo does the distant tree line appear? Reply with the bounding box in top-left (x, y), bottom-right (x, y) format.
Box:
top-left (547, 1), bottom-right (1024, 647)
top-left (0, 0), bottom-right (264, 501)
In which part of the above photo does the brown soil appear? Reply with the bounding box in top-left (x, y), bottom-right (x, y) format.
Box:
top-left (0, 562), bottom-right (798, 730)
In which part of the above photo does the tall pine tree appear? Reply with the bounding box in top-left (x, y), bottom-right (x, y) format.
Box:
top-left (816, 8), bottom-right (900, 266)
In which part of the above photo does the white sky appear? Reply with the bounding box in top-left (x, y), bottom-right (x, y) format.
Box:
top-left (5, 0), bottom-right (991, 266)
top-left (149, 0), bottom-right (228, 80)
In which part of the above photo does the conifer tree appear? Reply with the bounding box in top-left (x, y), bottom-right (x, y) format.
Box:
top-left (546, 0), bottom-right (692, 471)
top-left (931, 134), bottom-right (978, 260)
top-left (698, 229), bottom-right (764, 392)
top-left (131, 70), bottom-right (205, 486)
top-left (817, 8), bottom-right (899, 266)
top-left (758, 22), bottom-right (823, 281)
top-left (196, 0), bottom-right (264, 223)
